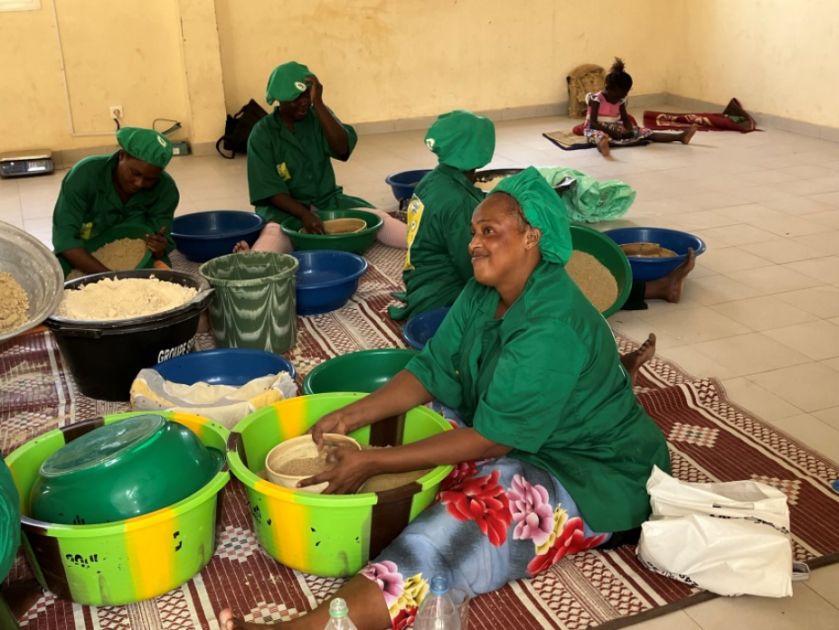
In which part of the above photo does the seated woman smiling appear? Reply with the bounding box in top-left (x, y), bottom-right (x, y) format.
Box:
top-left (219, 168), bottom-right (670, 630)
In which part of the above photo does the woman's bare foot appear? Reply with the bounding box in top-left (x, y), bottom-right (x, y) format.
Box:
top-left (680, 124), bottom-right (698, 145)
top-left (233, 241), bottom-right (251, 253)
top-left (218, 576), bottom-right (388, 629)
top-left (645, 248), bottom-right (696, 303)
top-left (597, 135), bottom-right (611, 157)
top-left (620, 333), bottom-right (656, 382)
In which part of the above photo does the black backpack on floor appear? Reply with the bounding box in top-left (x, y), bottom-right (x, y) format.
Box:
top-left (216, 99), bottom-right (268, 159)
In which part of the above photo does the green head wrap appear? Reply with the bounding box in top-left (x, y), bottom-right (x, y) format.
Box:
top-left (266, 61), bottom-right (312, 104)
top-left (492, 167), bottom-right (572, 265)
top-left (424, 110), bottom-right (495, 171)
top-left (116, 127), bottom-right (173, 169)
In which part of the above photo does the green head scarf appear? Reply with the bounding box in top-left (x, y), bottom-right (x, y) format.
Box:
top-left (266, 61), bottom-right (312, 104)
top-left (424, 110), bottom-right (495, 171)
top-left (116, 127), bottom-right (173, 169)
top-left (492, 167), bottom-right (572, 265)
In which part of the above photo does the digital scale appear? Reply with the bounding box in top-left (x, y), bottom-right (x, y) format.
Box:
top-left (0, 150), bottom-right (55, 179)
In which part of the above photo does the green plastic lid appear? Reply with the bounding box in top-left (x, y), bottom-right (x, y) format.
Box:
top-left (40, 414), bottom-right (166, 477)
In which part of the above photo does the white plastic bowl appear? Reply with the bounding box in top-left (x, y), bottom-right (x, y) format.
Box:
top-left (265, 433), bottom-right (360, 493)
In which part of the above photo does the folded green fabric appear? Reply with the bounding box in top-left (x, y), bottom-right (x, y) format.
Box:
top-left (538, 166), bottom-right (636, 223)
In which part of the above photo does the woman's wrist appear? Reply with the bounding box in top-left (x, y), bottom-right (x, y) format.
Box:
top-left (361, 448), bottom-right (385, 477)
top-left (338, 406), bottom-right (364, 433)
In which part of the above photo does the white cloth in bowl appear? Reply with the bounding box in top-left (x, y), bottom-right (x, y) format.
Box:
top-left (130, 369), bottom-right (297, 429)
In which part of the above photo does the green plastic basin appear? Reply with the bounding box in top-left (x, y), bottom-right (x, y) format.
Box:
top-left (29, 413), bottom-right (223, 525)
top-left (280, 209), bottom-right (383, 254)
top-left (569, 223), bottom-right (633, 318)
top-left (303, 348), bottom-right (418, 395)
top-left (5, 411), bottom-right (229, 605)
top-left (227, 394), bottom-right (453, 576)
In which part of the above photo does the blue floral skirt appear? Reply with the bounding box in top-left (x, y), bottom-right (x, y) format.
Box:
top-left (359, 406), bottom-right (611, 629)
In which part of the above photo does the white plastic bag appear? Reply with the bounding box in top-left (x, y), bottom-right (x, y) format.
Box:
top-left (130, 369), bottom-right (298, 429)
top-left (637, 466), bottom-right (797, 597)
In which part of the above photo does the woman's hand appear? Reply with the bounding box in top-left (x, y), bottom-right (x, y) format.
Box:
top-left (306, 75), bottom-right (324, 107)
top-left (145, 227), bottom-right (168, 258)
top-left (301, 211), bottom-right (325, 234)
top-left (298, 445), bottom-right (375, 494)
top-left (310, 410), bottom-right (352, 446)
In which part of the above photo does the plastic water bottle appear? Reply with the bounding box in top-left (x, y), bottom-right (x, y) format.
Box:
top-left (323, 597), bottom-right (358, 630)
top-left (414, 575), bottom-right (461, 630)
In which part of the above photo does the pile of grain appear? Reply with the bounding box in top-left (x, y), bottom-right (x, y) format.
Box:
top-left (0, 272), bottom-right (30, 332)
top-left (276, 456), bottom-right (327, 476)
top-left (299, 218), bottom-right (367, 235)
top-left (67, 238), bottom-right (148, 279)
top-left (359, 467), bottom-right (429, 493)
top-left (566, 251), bottom-right (618, 312)
top-left (620, 241), bottom-right (677, 258)
top-left (57, 277), bottom-right (197, 320)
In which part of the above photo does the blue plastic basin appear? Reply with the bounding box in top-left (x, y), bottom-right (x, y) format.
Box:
top-left (385, 169), bottom-right (432, 205)
top-left (154, 348), bottom-right (295, 386)
top-left (604, 227), bottom-right (706, 281)
top-left (291, 250), bottom-right (368, 316)
top-left (171, 211), bottom-right (264, 262)
top-left (402, 307), bottom-right (450, 350)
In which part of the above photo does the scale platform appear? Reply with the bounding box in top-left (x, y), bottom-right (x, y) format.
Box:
top-left (0, 150), bottom-right (55, 179)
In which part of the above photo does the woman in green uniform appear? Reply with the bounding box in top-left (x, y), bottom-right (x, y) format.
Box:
top-left (51, 127), bottom-right (177, 275)
top-left (241, 61), bottom-right (406, 253)
top-left (388, 110), bottom-right (494, 321)
top-left (390, 111), bottom-right (655, 377)
top-left (219, 168), bottom-right (670, 630)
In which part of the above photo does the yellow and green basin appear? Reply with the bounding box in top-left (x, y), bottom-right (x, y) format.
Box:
top-left (228, 393), bottom-right (453, 577)
top-left (4, 411), bottom-right (230, 606)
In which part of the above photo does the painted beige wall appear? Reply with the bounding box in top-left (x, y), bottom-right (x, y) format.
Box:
top-left (214, 0), bottom-right (672, 124)
top-left (2, 0), bottom-right (835, 155)
top-left (0, 1), bottom-right (70, 153)
top-left (178, 0), bottom-right (228, 147)
top-left (0, 0), bottom-right (209, 154)
top-left (666, 0), bottom-right (838, 123)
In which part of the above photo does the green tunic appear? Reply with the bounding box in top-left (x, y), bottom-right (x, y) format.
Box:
top-left (51, 152), bottom-right (178, 267)
top-left (246, 108), bottom-right (372, 224)
top-left (407, 260), bottom-right (670, 532)
top-left (389, 165), bottom-right (484, 321)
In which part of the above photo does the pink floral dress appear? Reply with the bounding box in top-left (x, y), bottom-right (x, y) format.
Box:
top-left (584, 91), bottom-right (653, 145)
top-left (360, 408), bottom-right (611, 630)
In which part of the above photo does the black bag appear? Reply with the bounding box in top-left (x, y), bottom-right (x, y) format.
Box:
top-left (216, 99), bottom-right (268, 159)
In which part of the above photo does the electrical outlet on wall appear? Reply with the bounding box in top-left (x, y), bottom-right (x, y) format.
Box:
top-left (109, 105), bottom-right (123, 121)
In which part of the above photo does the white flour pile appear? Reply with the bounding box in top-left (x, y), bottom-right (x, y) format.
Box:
top-left (58, 277), bottom-right (197, 320)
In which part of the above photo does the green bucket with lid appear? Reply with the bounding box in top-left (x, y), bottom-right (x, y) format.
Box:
top-left (29, 413), bottom-right (224, 525)
top-left (5, 411), bottom-right (230, 605)
top-left (199, 252), bottom-right (299, 353)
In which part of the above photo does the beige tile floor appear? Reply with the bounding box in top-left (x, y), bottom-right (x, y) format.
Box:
top-left (3, 107), bottom-right (839, 628)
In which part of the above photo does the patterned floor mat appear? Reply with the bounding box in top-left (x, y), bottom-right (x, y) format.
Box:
top-left (3, 246), bottom-right (838, 629)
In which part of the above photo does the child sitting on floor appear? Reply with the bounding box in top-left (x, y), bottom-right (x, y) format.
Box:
top-left (585, 58), bottom-right (697, 157)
